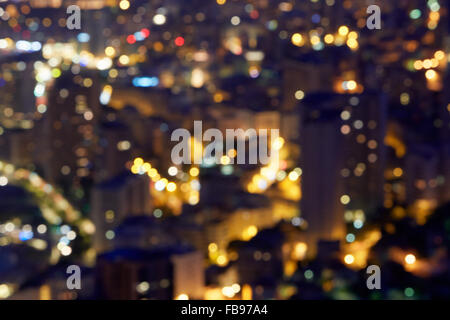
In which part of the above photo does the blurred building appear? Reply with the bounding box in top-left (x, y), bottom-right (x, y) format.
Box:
top-left (91, 172), bottom-right (152, 253)
top-left (300, 91), bottom-right (387, 251)
top-left (96, 246), bottom-right (204, 300)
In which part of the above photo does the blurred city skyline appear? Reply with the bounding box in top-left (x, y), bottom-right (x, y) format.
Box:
top-left (0, 0), bottom-right (449, 300)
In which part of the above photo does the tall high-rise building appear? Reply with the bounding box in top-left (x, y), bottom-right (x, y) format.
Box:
top-left (91, 172), bottom-right (152, 253)
top-left (300, 91), bottom-right (387, 251)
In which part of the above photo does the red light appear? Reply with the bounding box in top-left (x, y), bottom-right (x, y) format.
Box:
top-left (141, 28), bottom-right (150, 38)
top-left (127, 35), bottom-right (136, 44)
top-left (174, 36), bottom-right (185, 47)
top-left (250, 10), bottom-right (259, 19)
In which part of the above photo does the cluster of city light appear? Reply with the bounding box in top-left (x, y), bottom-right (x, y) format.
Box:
top-left (208, 242), bottom-right (229, 267)
top-left (0, 38), bottom-right (41, 52)
top-left (344, 209), bottom-right (366, 231)
top-left (342, 230), bottom-right (382, 269)
top-left (427, 0), bottom-right (441, 29)
top-left (413, 50), bottom-right (446, 71)
top-left (56, 225), bottom-right (77, 257)
top-left (247, 137), bottom-right (288, 193)
top-left (130, 158), bottom-right (200, 206)
top-left (0, 161), bottom-right (95, 298)
top-left (412, 50), bottom-right (446, 82)
top-left (335, 79), bottom-right (363, 94)
top-left (222, 284), bottom-right (241, 298)
top-left (291, 26), bottom-right (359, 51)
top-left (126, 28), bottom-right (150, 44)
top-left (0, 161), bottom-right (94, 235)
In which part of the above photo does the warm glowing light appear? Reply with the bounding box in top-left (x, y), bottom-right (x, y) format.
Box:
top-left (340, 195), bottom-right (351, 205)
top-left (168, 166), bottom-right (178, 176)
top-left (405, 254), bottom-right (416, 265)
top-left (166, 182), bottom-right (177, 192)
top-left (291, 33), bottom-right (304, 47)
top-left (220, 156), bottom-right (231, 165)
top-left (217, 255), bottom-right (228, 266)
top-left (344, 254), bottom-right (355, 264)
top-left (425, 69), bottom-right (437, 80)
top-left (189, 167), bottom-right (199, 177)
top-left (393, 167), bottom-right (403, 177)
top-left (208, 243), bottom-right (218, 252)
top-left (338, 26), bottom-right (349, 36)
top-left (324, 34), bottom-right (334, 44)
top-left (119, 0), bottom-right (130, 10)
top-left (105, 46), bottom-right (116, 57)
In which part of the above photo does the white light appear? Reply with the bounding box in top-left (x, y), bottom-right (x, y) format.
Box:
top-left (153, 14), bottom-right (166, 25)
top-left (0, 176), bottom-right (8, 186)
top-left (168, 166), bottom-right (178, 176)
top-left (37, 224), bottom-right (47, 234)
top-left (96, 57), bottom-right (112, 70)
top-left (61, 246), bottom-right (72, 256)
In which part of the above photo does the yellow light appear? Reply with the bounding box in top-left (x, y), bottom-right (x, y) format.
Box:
top-left (291, 33), bottom-right (304, 46)
top-left (346, 38), bottom-right (358, 50)
top-left (294, 242), bottom-right (308, 260)
top-left (166, 182), bottom-right (177, 192)
top-left (431, 58), bottom-right (439, 68)
top-left (220, 155), bottom-right (231, 165)
top-left (147, 168), bottom-right (158, 178)
top-left (188, 194), bottom-right (199, 205)
top-left (405, 254), bottom-right (416, 265)
top-left (176, 294), bottom-right (189, 300)
top-left (216, 0), bottom-right (226, 5)
top-left (105, 46), bottom-right (116, 57)
top-left (288, 171), bottom-right (299, 181)
top-left (344, 254), bottom-right (355, 264)
top-left (247, 225), bottom-right (257, 237)
top-left (295, 90), bottom-right (305, 100)
top-left (425, 69), bottom-right (437, 80)
top-left (393, 167), bottom-right (403, 177)
top-left (348, 31), bottom-right (358, 39)
top-left (347, 80), bottom-right (357, 90)
top-left (119, 0), bottom-right (130, 10)
top-left (208, 243), bottom-right (218, 252)
top-left (413, 60), bottom-right (423, 70)
top-left (189, 167), bottom-right (199, 177)
top-left (0, 284), bottom-right (12, 299)
top-left (227, 149), bottom-right (237, 158)
top-left (310, 35), bottom-right (320, 45)
top-left (273, 137), bottom-right (285, 150)
top-left (324, 34), bottom-right (334, 44)
top-left (214, 92), bottom-right (224, 103)
top-left (119, 55), bottom-right (130, 65)
top-left (430, 11), bottom-right (440, 21)
top-left (434, 50), bottom-right (445, 60)
top-left (338, 26), bottom-right (349, 36)
top-left (217, 255), bottom-right (228, 266)
top-left (134, 157), bottom-right (144, 166)
top-left (340, 195), bottom-right (351, 205)
top-left (142, 162), bottom-right (151, 172)
top-left (423, 59), bottom-right (432, 69)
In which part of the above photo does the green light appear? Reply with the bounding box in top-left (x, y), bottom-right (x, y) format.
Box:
top-left (404, 287), bottom-right (415, 297)
top-left (304, 270), bottom-right (314, 280)
top-left (410, 9), bottom-right (422, 20)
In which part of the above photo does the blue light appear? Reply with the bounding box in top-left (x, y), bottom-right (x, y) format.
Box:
top-left (77, 33), bottom-right (90, 43)
top-left (311, 14), bottom-right (321, 23)
top-left (19, 231), bottom-right (34, 241)
top-left (134, 31), bottom-right (145, 41)
top-left (346, 233), bottom-right (355, 243)
top-left (132, 77), bottom-right (159, 87)
top-left (353, 220), bottom-right (363, 229)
